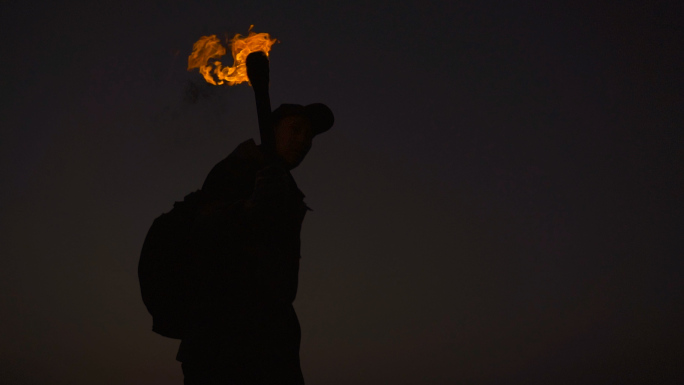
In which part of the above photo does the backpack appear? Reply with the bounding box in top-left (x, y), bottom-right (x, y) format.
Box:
top-left (138, 190), bottom-right (208, 339)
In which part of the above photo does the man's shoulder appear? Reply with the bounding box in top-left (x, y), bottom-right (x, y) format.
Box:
top-left (201, 139), bottom-right (265, 197)
top-left (230, 139), bottom-right (264, 162)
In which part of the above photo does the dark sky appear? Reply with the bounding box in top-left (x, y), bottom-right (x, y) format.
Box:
top-left (1, 1), bottom-right (682, 384)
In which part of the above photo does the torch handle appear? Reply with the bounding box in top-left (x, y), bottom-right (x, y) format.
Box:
top-left (253, 84), bottom-right (274, 155)
top-left (246, 52), bottom-right (275, 160)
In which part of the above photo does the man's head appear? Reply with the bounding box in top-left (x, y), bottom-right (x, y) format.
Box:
top-left (271, 103), bottom-right (334, 169)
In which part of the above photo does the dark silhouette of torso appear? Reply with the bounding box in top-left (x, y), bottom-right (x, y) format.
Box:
top-left (177, 138), bottom-right (308, 385)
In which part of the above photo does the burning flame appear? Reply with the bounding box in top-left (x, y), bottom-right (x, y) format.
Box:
top-left (188, 25), bottom-right (278, 86)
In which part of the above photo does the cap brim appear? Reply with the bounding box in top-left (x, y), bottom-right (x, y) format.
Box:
top-left (304, 103), bottom-right (334, 136)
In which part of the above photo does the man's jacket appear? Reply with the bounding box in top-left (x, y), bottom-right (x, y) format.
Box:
top-left (177, 139), bottom-right (309, 370)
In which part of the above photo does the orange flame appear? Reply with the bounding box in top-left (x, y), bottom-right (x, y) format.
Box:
top-left (188, 26), bottom-right (277, 86)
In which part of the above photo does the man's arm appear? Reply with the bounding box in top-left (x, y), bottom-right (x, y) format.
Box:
top-left (188, 162), bottom-right (303, 308)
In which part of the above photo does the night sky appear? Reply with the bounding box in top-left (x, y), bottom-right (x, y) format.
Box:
top-left (1, 1), bottom-right (682, 384)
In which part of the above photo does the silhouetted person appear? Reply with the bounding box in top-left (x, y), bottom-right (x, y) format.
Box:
top-left (176, 103), bottom-right (334, 385)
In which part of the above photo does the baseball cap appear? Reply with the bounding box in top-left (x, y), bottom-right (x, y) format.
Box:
top-left (271, 103), bottom-right (334, 136)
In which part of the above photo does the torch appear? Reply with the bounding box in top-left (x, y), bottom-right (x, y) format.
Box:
top-left (246, 51), bottom-right (275, 159)
top-left (187, 26), bottom-right (278, 158)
